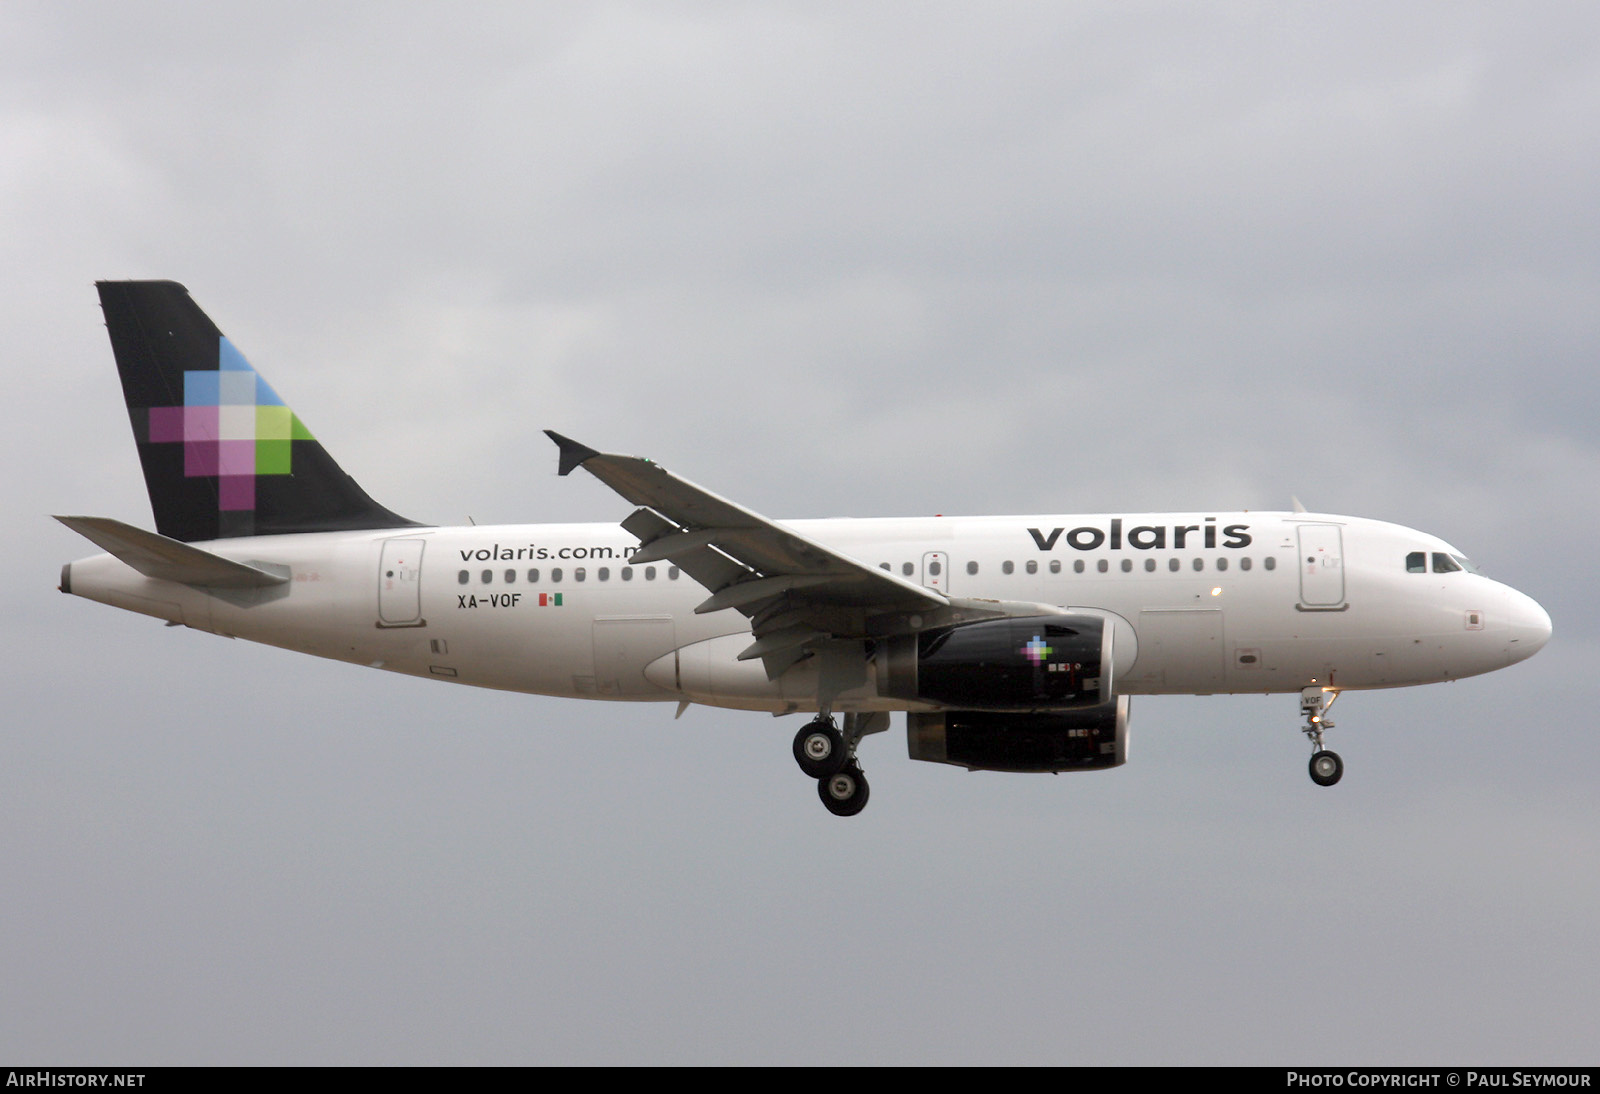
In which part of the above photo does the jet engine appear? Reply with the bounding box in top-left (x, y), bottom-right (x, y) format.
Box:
top-left (879, 614), bottom-right (1115, 711)
top-left (906, 697), bottom-right (1130, 773)
top-left (882, 613), bottom-right (1130, 773)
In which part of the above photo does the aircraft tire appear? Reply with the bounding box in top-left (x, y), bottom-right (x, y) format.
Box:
top-left (818, 761), bottom-right (869, 817)
top-left (1309, 749), bottom-right (1344, 787)
top-left (794, 722), bottom-right (847, 779)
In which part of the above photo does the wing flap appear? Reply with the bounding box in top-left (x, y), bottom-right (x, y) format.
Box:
top-left (695, 574), bottom-right (835, 615)
top-left (620, 506), bottom-right (748, 594)
top-left (737, 624), bottom-right (830, 662)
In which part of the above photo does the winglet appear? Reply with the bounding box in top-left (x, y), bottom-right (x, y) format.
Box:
top-left (544, 431), bottom-right (600, 477)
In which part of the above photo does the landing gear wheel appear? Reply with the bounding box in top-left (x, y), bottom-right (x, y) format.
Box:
top-left (1309, 749), bottom-right (1344, 787)
top-left (793, 721), bottom-right (846, 779)
top-left (818, 761), bottom-right (870, 817)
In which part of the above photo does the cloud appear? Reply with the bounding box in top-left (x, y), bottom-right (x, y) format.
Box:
top-left (5, 1), bottom-right (1598, 1063)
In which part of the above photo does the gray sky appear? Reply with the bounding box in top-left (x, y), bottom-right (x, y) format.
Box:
top-left (4, 1), bottom-right (1597, 1064)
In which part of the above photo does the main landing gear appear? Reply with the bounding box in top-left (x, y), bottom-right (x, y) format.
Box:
top-left (793, 714), bottom-right (873, 817)
top-left (1300, 686), bottom-right (1343, 787)
top-left (818, 761), bottom-right (870, 817)
top-left (793, 720), bottom-right (846, 779)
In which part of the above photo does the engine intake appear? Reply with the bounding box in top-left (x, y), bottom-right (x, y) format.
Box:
top-left (881, 614), bottom-right (1113, 711)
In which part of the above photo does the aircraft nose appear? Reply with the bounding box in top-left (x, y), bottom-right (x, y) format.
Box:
top-left (1501, 586), bottom-right (1552, 664)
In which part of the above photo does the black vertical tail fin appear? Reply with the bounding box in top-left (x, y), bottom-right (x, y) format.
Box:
top-left (96, 280), bottom-right (422, 542)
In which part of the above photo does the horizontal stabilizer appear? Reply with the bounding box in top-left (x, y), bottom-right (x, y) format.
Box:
top-left (55, 515), bottom-right (290, 588)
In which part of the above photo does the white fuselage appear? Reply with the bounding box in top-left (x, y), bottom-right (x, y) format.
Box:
top-left (62, 511), bottom-right (1551, 714)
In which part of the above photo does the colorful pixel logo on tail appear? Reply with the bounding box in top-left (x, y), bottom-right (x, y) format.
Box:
top-left (97, 281), bottom-right (420, 542)
top-left (143, 336), bottom-right (315, 514)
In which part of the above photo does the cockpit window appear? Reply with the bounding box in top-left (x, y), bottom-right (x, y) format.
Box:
top-left (1451, 553), bottom-right (1480, 574)
top-left (1406, 551), bottom-right (1427, 574)
top-left (1431, 552), bottom-right (1461, 574)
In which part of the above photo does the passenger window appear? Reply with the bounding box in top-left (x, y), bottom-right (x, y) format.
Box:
top-left (1026, 560), bottom-right (1037, 575)
top-left (1168, 558), bottom-right (1180, 572)
top-left (505, 569), bottom-right (516, 583)
top-left (966, 561), bottom-right (979, 575)
top-left (879, 563), bottom-right (890, 571)
top-left (1121, 559), bottom-right (1133, 573)
top-left (1002, 561), bottom-right (1014, 575)
top-left (551, 568), bottom-right (563, 582)
top-left (929, 561), bottom-right (941, 576)
top-left (1240, 557), bottom-right (1251, 571)
top-left (646, 566), bottom-right (657, 580)
top-left (1432, 553), bottom-right (1461, 574)
top-left (529, 569), bottom-right (539, 583)
top-left (598, 567), bottom-right (609, 581)
top-left (1216, 557), bottom-right (1227, 572)
top-left (481, 569), bottom-right (492, 584)
top-left (1144, 558), bottom-right (1156, 572)
top-left (1049, 560), bottom-right (1061, 574)
top-left (1407, 552), bottom-right (1427, 574)
top-left (1097, 560), bottom-right (1108, 573)
top-left (457, 570), bottom-right (469, 585)
top-left (902, 562), bottom-right (914, 577)
top-left (621, 567), bottom-right (632, 581)
top-left (669, 567), bottom-right (680, 580)
top-left (575, 567), bottom-right (587, 582)
top-left (1192, 558), bottom-right (1203, 572)
top-left (1074, 560), bottom-right (1085, 574)
top-left (1264, 557), bottom-right (1276, 571)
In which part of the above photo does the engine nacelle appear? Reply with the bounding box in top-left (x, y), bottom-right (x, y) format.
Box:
top-left (880, 614), bottom-right (1115, 711)
top-left (906, 697), bottom-right (1130, 773)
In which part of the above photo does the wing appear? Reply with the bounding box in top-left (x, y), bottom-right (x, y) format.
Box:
top-left (545, 432), bottom-right (948, 677)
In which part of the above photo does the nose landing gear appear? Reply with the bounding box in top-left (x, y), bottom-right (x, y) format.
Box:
top-left (1309, 749), bottom-right (1344, 786)
top-left (1300, 686), bottom-right (1343, 787)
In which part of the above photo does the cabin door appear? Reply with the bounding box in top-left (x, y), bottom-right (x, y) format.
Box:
top-left (1296, 524), bottom-right (1346, 610)
top-left (378, 537), bottom-right (426, 627)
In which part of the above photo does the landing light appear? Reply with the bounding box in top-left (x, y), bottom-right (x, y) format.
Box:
top-left (1211, 587), bottom-right (1222, 597)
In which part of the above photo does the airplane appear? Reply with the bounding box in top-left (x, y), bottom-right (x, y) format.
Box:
top-left (58, 281), bottom-right (1553, 816)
